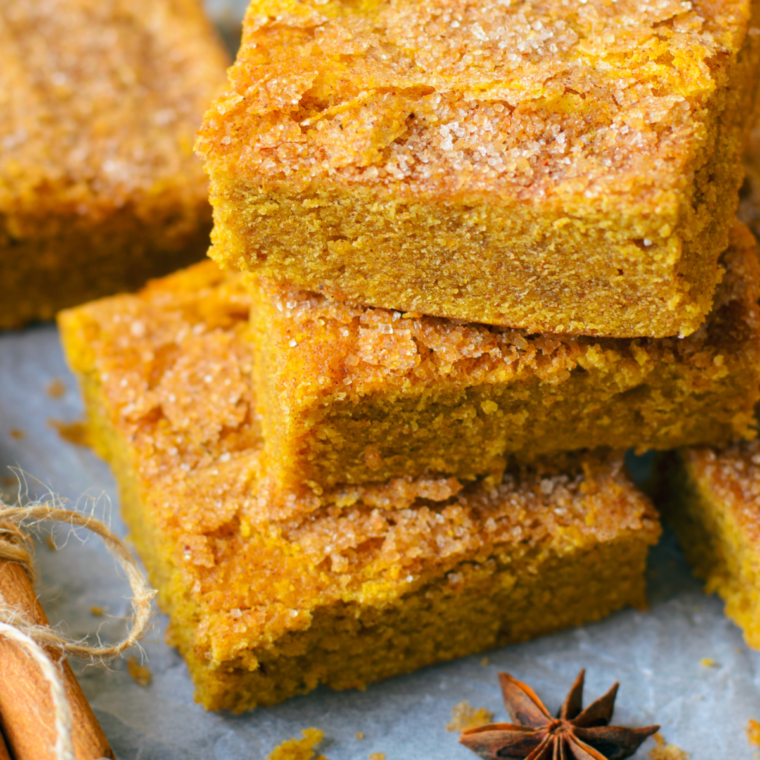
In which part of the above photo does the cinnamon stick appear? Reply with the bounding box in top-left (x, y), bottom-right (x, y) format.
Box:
top-left (0, 560), bottom-right (114, 760)
top-left (0, 730), bottom-right (12, 760)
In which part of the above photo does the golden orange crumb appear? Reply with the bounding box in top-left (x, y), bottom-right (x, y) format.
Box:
top-left (44, 536), bottom-right (57, 552)
top-left (355, 732), bottom-right (364, 740)
top-left (127, 657), bottom-right (152, 687)
top-left (267, 728), bottom-right (324, 760)
top-left (90, 606), bottom-right (105, 617)
top-left (47, 379), bottom-right (66, 399)
top-left (9, 429), bottom-right (24, 440)
top-left (446, 701), bottom-right (494, 732)
top-left (648, 733), bottom-right (689, 760)
top-left (699, 658), bottom-right (716, 667)
top-left (747, 719), bottom-right (760, 748)
top-left (48, 419), bottom-right (89, 447)
top-left (368, 754), bottom-right (385, 760)
top-left (249, 225), bottom-right (760, 507)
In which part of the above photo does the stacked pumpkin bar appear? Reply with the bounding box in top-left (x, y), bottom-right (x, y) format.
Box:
top-left (658, 131), bottom-right (760, 650)
top-left (61, 0), bottom-right (760, 711)
top-left (200, 0), bottom-right (760, 338)
top-left (0, 0), bottom-right (229, 328)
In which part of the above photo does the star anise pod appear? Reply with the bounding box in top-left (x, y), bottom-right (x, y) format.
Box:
top-left (459, 670), bottom-right (659, 760)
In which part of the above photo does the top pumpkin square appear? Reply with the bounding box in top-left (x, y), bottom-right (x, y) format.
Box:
top-left (198, 0), bottom-right (760, 337)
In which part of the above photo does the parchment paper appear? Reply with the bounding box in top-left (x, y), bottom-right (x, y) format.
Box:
top-left (1, 4), bottom-right (759, 757)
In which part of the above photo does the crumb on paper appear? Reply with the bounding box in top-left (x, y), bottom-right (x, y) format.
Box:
top-left (369, 754), bottom-right (385, 760)
top-left (268, 728), bottom-right (325, 760)
top-left (699, 658), bottom-right (716, 667)
top-left (47, 379), bottom-right (66, 399)
top-left (446, 700), bottom-right (494, 732)
top-left (9, 428), bottom-right (24, 440)
top-left (481, 657), bottom-right (489, 666)
top-left (44, 535), bottom-right (57, 552)
top-left (127, 657), bottom-right (152, 687)
top-left (48, 419), bottom-right (89, 447)
top-left (648, 733), bottom-right (690, 760)
top-left (747, 719), bottom-right (760, 748)
top-left (355, 732), bottom-right (364, 740)
top-left (90, 606), bottom-right (105, 617)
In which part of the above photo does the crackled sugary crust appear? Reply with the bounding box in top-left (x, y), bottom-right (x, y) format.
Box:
top-left (250, 221), bottom-right (760, 506)
top-left (59, 263), bottom-right (260, 494)
top-left (664, 440), bottom-right (760, 649)
top-left (198, 0), bottom-right (760, 337)
top-left (0, 0), bottom-right (229, 328)
top-left (58, 268), bottom-right (660, 711)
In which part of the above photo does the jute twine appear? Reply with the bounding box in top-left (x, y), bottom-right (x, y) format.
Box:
top-left (0, 498), bottom-right (156, 760)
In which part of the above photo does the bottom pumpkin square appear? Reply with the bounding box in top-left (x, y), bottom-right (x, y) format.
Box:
top-left (59, 262), bottom-right (661, 712)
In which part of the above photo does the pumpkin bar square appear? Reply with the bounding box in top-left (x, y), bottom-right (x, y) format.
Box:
top-left (662, 441), bottom-right (760, 649)
top-left (58, 264), bottom-right (661, 712)
top-left (197, 0), bottom-right (760, 338)
top-left (0, 0), bottom-right (229, 329)
top-left (249, 222), bottom-right (760, 508)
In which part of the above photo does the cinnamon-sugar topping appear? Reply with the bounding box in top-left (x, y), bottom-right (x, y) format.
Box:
top-left (682, 439), bottom-right (760, 546)
top-left (198, 0), bottom-right (752, 199)
top-left (1, 0), bottom-right (228, 218)
top-left (151, 441), bottom-right (656, 651)
top-left (61, 263), bottom-right (260, 490)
